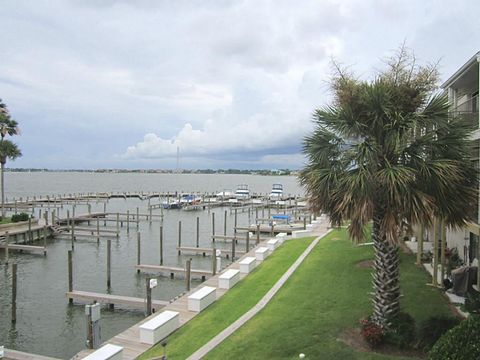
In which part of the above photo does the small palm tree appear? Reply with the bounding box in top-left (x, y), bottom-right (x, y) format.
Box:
top-left (0, 98), bottom-right (19, 138)
top-left (300, 49), bottom-right (477, 327)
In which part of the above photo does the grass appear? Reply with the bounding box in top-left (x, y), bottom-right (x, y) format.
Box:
top-left (140, 236), bottom-right (316, 360)
top-left (202, 229), bottom-right (454, 360)
top-left (0, 217), bottom-right (12, 224)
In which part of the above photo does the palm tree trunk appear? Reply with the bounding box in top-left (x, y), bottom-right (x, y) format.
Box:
top-left (371, 208), bottom-right (401, 327)
top-left (1, 161), bottom-right (4, 218)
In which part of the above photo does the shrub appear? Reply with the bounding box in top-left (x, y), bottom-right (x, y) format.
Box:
top-left (359, 318), bottom-right (385, 348)
top-left (429, 316), bottom-right (480, 360)
top-left (464, 291), bottom-right (480, 314)
top-left (384, 312), bottom-right (416, 349)
top-left (416, 316), bottom-right (460, 351)
top-left (11, 213), bottom-right (29, 222)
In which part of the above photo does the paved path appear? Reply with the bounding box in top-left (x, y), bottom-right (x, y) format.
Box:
top-left (187, 224), bottom-right (331, 360)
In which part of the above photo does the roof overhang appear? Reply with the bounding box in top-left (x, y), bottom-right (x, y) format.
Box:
top-left (441, 51), bottom-right (480, 89)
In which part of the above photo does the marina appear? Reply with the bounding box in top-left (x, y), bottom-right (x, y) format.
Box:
top-left (0, 172), bottom-right (307, 359)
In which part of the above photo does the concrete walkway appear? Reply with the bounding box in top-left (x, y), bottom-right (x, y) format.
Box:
top-left (187, 225), bottom-right (332, 360)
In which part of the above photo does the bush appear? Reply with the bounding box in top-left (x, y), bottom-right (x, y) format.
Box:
top-left (429, 316), bottom-right (480, 360)
top-left (464, 291), bottom-right (480, 314)
top-left (416, 316), bottom-right (460, 351)
top-left (11, 213), bottom-right (29, 222)
top-left (359, 317), bottom-right (385, 348)
top-left (384, 312), bottom-right (416, 349)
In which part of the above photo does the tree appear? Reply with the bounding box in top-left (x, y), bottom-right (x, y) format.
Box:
top-left (0, 99), bottom-right (20, 218)
top-left (300, 48), bottom-right (478, 327)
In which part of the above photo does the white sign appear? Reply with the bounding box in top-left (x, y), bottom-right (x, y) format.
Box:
top-left (149, 278), bottom-right (158, 289)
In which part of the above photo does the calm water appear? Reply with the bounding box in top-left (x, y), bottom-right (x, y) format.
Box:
top-left (0, 172), bottom-right (303, 358)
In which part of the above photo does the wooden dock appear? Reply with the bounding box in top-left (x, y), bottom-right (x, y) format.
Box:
top-left (66, 290), bottom-right (168, 310)
top-left (134, 264), bottom-right (212, 277)
top-left (3, 348), bottom-right (61, 360)
top-left (0, 243), bottom-right (46, 254)
top-left (176, 246), bottom-right (246, 257)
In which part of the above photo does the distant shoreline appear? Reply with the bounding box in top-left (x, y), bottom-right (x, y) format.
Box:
top-left (6, 168), bottom-right (299, 176)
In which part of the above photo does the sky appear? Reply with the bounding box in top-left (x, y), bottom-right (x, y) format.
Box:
top-left (1, 0), bottom-right (479, 170)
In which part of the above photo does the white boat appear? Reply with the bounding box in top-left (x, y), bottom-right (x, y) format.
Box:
top-left (216, 190), bottom-right (235, 199)
top-left (269, 184), bottom-right (283, 199)
top-left (235, 184), bottom-right (250, 199)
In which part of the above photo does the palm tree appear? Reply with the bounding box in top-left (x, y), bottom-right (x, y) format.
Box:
top-left (0, 99), bottom-right (21, 219)
top-left (0, 140), bottom-right (21, 218)
top-left (300, 50), bottom-right (477, 327)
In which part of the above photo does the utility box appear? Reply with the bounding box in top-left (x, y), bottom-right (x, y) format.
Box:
top-left (86, 303), bottom-right (102, 349)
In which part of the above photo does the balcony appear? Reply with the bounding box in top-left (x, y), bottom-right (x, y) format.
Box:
top-left (453, 95), bottom-right (479, 129)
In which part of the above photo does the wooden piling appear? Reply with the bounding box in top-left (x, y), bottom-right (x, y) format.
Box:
top-left (68, 250), bottom-right (73, 303)
top-left (5, 231), bottom-right (9, 264)
top-left (185, 259), bottom-right (192, 291)
top-left (149, 207), bottom-right (152, 225)
top-left (231, 233), bottom-right (236, 261)
top-left (137, 232), bottom-right (141, 273)
top-left (256, 224), bottom-right (260, 245)
top-left (43, 226), bottom-right (47, 255)
top-left (96, 216), bottom-right (100, 243)
top-left (136, 207), bottom-right (139, 231)
top-left (107, 239), bottom-right (112, 288)
top-left (103, 203), bottom-right (107, 226)
top-left (196, 216), bottom-right (200, 248)
top-left (11, 262), bottom-right (17, 322)
top-left (116, 213), bottom-right (120, 237)
top-left (224, 210), bottom-right (227, 236)
top-left (246, 231), bottom-right (250, 252)
top-left (71, 219), bottom-right (75, 250)
top-left (303, 217), bottom-right (307, 230)
top-left (160, 225), bottom-right (163, 265)
top-left (145, 277), bottom-right (153, 317)
top-left (178, 221), bottom-right (182, 255)
top-left (212, 212), bottom-right (215, 242)
top-left (211, 244), bottom-right (217, 275)
top-left (28, 217), bottom-right (33, 242)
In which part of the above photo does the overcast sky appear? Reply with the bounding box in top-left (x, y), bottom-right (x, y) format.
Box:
top-left (1, 0), bottom-right (479, 170)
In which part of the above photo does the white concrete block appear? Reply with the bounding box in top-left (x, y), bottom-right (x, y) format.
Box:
top-left (83, 344), bottom-right (123, 360)
top-left (239, 256), bottom-right (256, 274)
top-left (218, 269), bottom-right (240, 289)
top-left (292, 229), bottom-right (313, 238)
top-left (255, 246), bottom-right (269, 261)
top-left (188, 286), bottom-right (216, 312)
top-left (139, 310), bottom-right (180, 345)
top-left (267, 238), bottom-right (279, 251)
top-left (275, 232), bottom-right (287, 244)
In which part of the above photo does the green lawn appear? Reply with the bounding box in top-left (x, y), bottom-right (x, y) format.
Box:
top-left (0, 217), bottom-right (12, 224)
top-left (203, 229), bottom-right (454, 360)
top-left (140, 237), bottom-right (315, 360)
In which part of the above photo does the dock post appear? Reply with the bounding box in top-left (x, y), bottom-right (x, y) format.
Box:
top-left (116, 213), bottom-right (120, 238)
top-left (44, 211), bottom-right (48, 226)
top-left (5, 231), bottom-right (9, 264)
top-left (149, 206), bottom-right (152, 225)
top-left (256, 224), bottom-right (260, 245)
top-left (231, 233), bottom-right (236, 261)
top-left (234, 209), bottom-right (238, 238)
top-left (51, 210), bottom-right (56, 226)
top-left (212, 244), bottom-right (217, 275)
top-left (43, 226), bottom-right (47, 255)
top-left (126, 210), bottom-right (130, 233)
top-left (67, 209), bottom-right (70, 227)
top-left (224, 210), bottom-right (227, 236)
top-left (303, 217), bottom-right (307, 230)
top-left (96, 216), bottom-right (100, 244)
top-left (14, 200), bottom-right (17, 214)
top-left (68, 250), bottom-right (73, 303)
top-left (246, 231), bottom-right (250, 252)
top-left (103, 203), bottom-right (107, 226)
top-left (137, 232), bottom-right (141, 273)
top-left (271, 223), bottom-right (275, 237)
top-left (11, 262), bottom-right (17, 322)
top-left (212, 212), bottom-right (215, 243)
top-left (160, 225), bottom-right (163, 265)
top-left (71, 219), bottom-right (75, 250)
top-left (28, 217), bottom-right (32, 242)
top-left (146, 277), bottom-right (152, 316)
top-left (178, 221), bottom-right (182, 255)
top-left (196, 216), bottom-right (200, 248)
top-left (107, 239), bottom-right (112, 288)
top-left (185, 258), bottom-right (191, 291)
top-left (255, 208), bottom-right (258, 222)
top-left (136, 207), bottom-right (139, 231)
